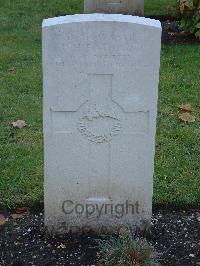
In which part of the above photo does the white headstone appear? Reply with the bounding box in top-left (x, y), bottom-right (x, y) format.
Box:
top-left (43, 14), bottom-right (161, 234)
top-left (84, 0), bottom-right (144, 15)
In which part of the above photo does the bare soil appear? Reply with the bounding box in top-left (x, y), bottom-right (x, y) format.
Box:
top-left (0, 209), bottom-right (200, 266)
top-left (148, 16), bottom-right (200, 44)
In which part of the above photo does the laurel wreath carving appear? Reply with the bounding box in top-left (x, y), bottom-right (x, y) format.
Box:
top-left (78, 106), bottom-right (121, 143)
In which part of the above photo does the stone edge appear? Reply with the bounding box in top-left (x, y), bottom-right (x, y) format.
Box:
top-left (42, 14), bottom-right (161, 29)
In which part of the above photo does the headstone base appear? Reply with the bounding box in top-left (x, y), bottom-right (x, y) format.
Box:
top-left (84, 0), bottom-right (144, 15)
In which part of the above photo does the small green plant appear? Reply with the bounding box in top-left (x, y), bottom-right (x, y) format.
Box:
top-left (179, 0), bottom-right (200, 39)
top-left (98, 227), bottom-right (160, 266)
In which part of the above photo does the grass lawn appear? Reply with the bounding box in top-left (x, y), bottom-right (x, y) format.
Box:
top-left (145, 0), bottom-right (178, 16)
top-left (0, 0), bottom-right (199, 209)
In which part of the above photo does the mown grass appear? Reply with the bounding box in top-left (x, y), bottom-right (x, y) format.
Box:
top-left (155, 44), bottom-right (200, 206)
top-left (145, 0), bottom-right (178, 16)
top-left (0, 0), bottom-right (199, 209)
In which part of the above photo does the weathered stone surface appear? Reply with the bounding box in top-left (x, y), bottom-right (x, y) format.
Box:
top-left (84, 0), bottom-right (144, 15)
top-left (43, 14), bottom-right (161, 234)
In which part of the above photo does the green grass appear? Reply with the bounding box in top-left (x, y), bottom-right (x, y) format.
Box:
top-left (145, 0), bottom-right (178, 16)
top-left (0, 0), bottom-right (199, 209)
top-left (155, 45), bottom-right (200, 206)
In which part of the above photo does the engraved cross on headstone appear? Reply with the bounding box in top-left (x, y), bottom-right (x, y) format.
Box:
top-left (51, 74), bottom-right (149, 199)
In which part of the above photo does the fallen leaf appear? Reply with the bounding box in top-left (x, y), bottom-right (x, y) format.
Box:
top-left (15, 207), bottom-right (29, 214)
top-left (180, 0), bottom-right (187, 13)
top-left (168, 31), bottom-right (176, 36)
top-left (0, 214), bottom-right (6, 226)
top-left (169, 31), bottom-right (190, 37)
top-left (11, 208), bottom-right (28, 220)
top-left (10, 213), bottom-right (25, 219)
top-left (179, 112), bottom-right (195, 123)
top-left (180, 31), bottom-right (191, 36)
top-left (58, 243), bottom-right (66, 249)
top-left (178, 104), bottom-right (192, 112)
top-left (11, 120), bottom-right (27, 129)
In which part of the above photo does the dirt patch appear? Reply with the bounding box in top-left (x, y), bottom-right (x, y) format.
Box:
top-left (161, 20), bottom-right (199, 44)
top-left (0, 209), bottom-right (199, 265)
top-left (147, 16), bottom-right (200, 44)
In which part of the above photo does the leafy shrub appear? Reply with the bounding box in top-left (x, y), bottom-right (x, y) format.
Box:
top-left (98, 227), bottom-right (160, 266)
top-left (179, 0), bottom-right (200, 39)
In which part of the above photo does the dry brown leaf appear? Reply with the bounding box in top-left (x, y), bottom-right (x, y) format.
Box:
top-left (15, 207), bottom-right (29, 214)
top-left (11, 120), bottom-right (27, 129)
top-left (169, 31), bottom-right (190, 37)
top-left (178, 103), bottom-right (192, 112)
top-left (58, 243), bottom-right (66, 249)
top-left (10, 213), bottom-right (26, 220)
top-left (180, 0), bottom-right (187, 13)
top-left (0, 214), bottom-right (6, 226)
top-left (168, 31), bottom-right (176, 36)
top-left (180, 31), bottom-right (191, 36)
top-left (179, 112), bottom-right (195, 122)
top-left (11, 208), bottom-right (29, 220)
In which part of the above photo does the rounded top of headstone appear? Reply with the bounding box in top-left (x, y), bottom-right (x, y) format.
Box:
top-left (42, 14), bottom-right (161, 29)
